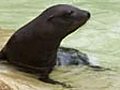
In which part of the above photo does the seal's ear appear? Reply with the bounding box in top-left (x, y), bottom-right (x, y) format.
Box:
top-left (48, 13), bottom-right (60, 21)
top-left (47, 15), bottom-right (55, 21)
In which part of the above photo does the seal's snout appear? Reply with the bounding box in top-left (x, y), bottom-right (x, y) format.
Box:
top-left (72, 10), bottom-right (90, 22)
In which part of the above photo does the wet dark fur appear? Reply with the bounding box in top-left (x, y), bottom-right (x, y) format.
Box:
top-left (0, 4), bottom-right (90, 87)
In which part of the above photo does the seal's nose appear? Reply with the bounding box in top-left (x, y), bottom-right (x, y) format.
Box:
top-left (86, 12), bottom-right (90, 19)
top-left (81, 11), bottom-right (90, 19)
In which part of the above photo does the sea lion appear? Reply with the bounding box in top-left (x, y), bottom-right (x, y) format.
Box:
top-left (0, 4), bottom-right (90, 86)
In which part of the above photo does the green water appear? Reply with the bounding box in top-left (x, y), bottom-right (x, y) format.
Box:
top-left (0, 0), bottom-right (120, 90)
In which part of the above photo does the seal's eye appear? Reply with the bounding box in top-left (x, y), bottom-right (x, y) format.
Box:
top-left (62, 10), bottom-right (74, 18)
top-left (66, 10), bottom-right (74, 16)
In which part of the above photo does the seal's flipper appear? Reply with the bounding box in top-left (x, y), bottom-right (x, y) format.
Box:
top-left (39, 77), bottom-right (72, 88)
